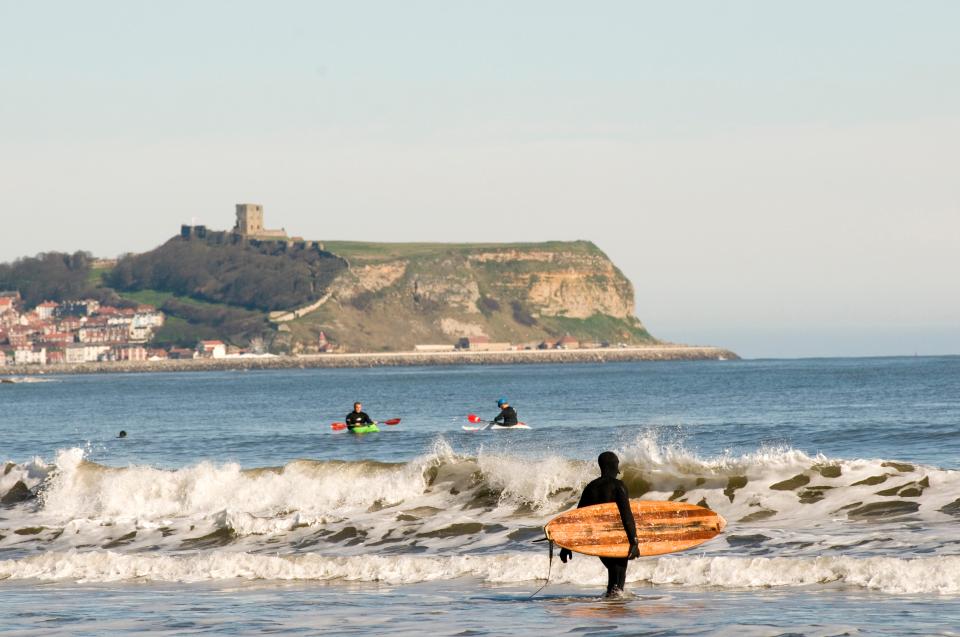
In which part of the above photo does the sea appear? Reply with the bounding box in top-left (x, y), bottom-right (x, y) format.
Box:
top-left (1, 356), bottom-right (959, 636)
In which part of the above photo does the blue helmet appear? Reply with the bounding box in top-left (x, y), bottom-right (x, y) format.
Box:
top-left (497, 397), bottom-right (508, 407)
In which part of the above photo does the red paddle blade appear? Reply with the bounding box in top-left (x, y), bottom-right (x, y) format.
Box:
top-left (382, 418), bottom-right (401, 425)
top-left (331, 422), bottom-right (347, 431)
top-left (467, 414), bottom-right (484, 424)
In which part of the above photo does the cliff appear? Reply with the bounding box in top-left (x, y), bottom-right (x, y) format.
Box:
top-left (280, 241), bottom-right (654, 352)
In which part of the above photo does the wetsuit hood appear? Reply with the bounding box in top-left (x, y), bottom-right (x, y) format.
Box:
top-left (598, 451), bottom-right (620, 478)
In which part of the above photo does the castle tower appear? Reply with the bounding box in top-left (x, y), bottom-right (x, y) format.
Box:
top-left (235, 203), bottom-right (265, 236)
top-left (233, 203), bottom-right (287, 240)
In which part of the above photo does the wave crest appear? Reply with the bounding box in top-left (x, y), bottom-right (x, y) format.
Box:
top-left (2, 551), bottom-right (959, 595)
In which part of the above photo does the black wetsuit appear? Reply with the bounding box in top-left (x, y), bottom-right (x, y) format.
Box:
top-left (345, 411), bottom-right (373, 429)
top-left (568, 452), bottom-right (638, 595)
top-left (493, 406), bottom-right (518, 427)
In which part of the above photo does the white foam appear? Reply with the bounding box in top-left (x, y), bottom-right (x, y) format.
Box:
top-left (5, 440), bottom-right (960, 558)
top-left (2, 550), bottom-right (958, 594)
top-left (37, 449), bottom-right (431, 523)
top-left (476, 452), bottom-right (591, 509)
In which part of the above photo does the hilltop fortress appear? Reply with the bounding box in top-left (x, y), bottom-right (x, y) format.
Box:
top-left (181, 204), bottom-right (323, 249)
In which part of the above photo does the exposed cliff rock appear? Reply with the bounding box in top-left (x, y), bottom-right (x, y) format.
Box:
top-left (285, 241), bottom-right (653, 352)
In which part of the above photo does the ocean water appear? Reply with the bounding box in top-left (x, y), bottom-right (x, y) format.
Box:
top-left (1, 357), bottom-right (959, 636)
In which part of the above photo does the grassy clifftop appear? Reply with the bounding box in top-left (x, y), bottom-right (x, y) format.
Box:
top-left (323, 240), bottom-right (604, 262)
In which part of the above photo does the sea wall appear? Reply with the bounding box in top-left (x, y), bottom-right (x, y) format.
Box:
top-left (1, 346), bottom-right (738, 377)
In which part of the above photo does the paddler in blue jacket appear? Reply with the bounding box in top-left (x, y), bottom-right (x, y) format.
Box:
top-left (493, 397), bottom-right (518, 427)
top-left (560, 451), bottom-right (640, 597)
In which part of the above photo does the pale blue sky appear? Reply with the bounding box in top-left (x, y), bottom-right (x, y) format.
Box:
top-left (1, 1), bottom-right (958, 357)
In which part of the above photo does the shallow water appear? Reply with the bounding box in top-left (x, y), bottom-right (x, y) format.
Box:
top-left (1, 581), bottom-right (959, 636)
top-left (1, 357), bottom-right (959, 634)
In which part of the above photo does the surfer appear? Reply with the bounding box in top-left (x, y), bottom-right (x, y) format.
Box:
top-left (560, 451), bottom-right (640, 597)
top-left (492, 397), bottom-right (518, 427)
top-left (345, 402), bottom-right (374, 430)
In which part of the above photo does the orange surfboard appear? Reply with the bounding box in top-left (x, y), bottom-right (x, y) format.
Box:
top-left (544, 500), bottom-right (726, 558)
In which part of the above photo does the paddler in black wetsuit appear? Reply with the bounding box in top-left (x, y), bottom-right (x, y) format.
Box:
top-left (493, 397), bottom-right (518, 427)
top-left (560, 451), bottom-right (640, 597)
top-left (345, 402), bottom-right (374, 430)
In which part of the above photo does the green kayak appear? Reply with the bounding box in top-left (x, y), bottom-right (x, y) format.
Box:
top-left (349, 424), bottom-right (380, 434)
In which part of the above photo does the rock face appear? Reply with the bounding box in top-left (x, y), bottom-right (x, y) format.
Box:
top-left (1, 480), bottom-right (34, 505)
top-left (286, 241), bottom-right (653, 352)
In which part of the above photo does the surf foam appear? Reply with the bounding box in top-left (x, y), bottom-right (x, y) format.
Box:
top-left (2, 550), bottom-right (958, 595)
top-left (3, 437), bottom-right (959, 558)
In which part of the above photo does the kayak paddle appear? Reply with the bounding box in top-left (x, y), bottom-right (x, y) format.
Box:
top-left (331, 418), bottom-right (401, 431)
top-left (466, 413), bottom-right (496, 430)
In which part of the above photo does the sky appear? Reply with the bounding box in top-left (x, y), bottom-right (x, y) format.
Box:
top-left (1, 1), bottom-right (958, 358)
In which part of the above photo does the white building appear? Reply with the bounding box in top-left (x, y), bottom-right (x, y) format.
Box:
top-left (65, 343), bottom-right (110, 364)
top-left (14, 347), bottom-right (46, 365)
top-left (133, 308), bottom-right (165, 328)
top-left (197, 340), bottom-right (227, 359)
top-left (35, 301), bottom-right (59, 320)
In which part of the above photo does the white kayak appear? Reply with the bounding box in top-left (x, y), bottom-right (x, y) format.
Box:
top-left (462, 422), bottom-right (531, 431)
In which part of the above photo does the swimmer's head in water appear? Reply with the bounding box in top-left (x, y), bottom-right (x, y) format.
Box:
top-left (118, 430), bottom-right (127, 438)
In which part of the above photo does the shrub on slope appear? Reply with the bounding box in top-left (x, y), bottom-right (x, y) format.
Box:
top-left (108, 237), bottom-right (347, 312)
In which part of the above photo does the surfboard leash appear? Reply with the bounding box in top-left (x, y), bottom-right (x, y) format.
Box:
top-left (528, 538), bottom-right (554, 599)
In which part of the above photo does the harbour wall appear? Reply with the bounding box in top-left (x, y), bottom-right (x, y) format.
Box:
top-left (1, 346), bottom-right (737, 377)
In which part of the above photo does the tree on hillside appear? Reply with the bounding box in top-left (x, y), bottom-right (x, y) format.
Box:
top-left (107, 237), bottom-right (347, 311)
top-left (0, 251), bottom-right (96, 307)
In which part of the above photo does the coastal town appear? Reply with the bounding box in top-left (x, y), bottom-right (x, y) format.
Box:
top-left (0, 290), bottom-right (171, 365)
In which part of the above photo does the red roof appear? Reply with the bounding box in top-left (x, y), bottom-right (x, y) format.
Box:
top-left (37, 301), bottom-right (59, 308)
top-left (557, 334), bottom-right (579, 344)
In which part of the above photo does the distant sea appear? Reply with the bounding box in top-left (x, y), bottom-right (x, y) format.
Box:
top-left (2, 356), bottom-right (958, 635)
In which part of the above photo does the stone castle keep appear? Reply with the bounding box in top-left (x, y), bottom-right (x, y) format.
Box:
top-left (181, 204), bottom-right (323, 247)
top-left (232, 203), bottom-right (287, 239)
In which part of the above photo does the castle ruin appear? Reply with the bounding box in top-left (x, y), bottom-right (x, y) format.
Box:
top-left (233, 204), bottom-right (287, 240)
top-left (181, 204), bottom-right (322, 249)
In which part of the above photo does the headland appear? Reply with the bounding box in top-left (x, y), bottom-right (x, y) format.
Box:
top-left (1, 202), bottom-right (736, 367)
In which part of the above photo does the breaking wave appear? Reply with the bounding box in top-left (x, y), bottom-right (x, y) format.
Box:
top-left (3, 433), bottom-right (960, 589)
top-left (2, 551), bottom-right (959, 595)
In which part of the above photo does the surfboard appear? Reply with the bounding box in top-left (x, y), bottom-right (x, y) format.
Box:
top-left (462, 422), bottom-right (531, 431)
top-left (544, 500), bottom-right (726, 558)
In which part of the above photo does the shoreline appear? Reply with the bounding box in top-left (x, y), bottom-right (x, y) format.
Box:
top-left (0, 345), bottom-right (738, 376)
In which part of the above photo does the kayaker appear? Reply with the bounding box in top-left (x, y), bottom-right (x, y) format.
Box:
top-left (559, 451), bottom-right (640, 597)
top-left (493, 397), bottom-right (518, 427)
top-left (345, 402), bottom-right (374, 430)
